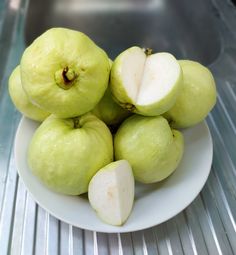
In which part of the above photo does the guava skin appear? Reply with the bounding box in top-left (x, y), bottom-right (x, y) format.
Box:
top-left (114, 115), bottom-right (184, 183)
top-left (21, 28), bottom-right (110, 118)
top-left (91, 88), bottom-right (131, 125)
top-left (164, 60), bottom-right (217, 128)
top-left (28, 113), bottom-right (113, 195)
top-left (8, 66), bottom-right (50, 122)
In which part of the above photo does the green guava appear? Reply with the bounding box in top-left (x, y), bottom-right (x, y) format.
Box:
top-left (114, 115), bottom-right (184, 183)
top-left (21, 28), bottom-right (110, 118)
top-left (28, 113), bottom-right (113, 195)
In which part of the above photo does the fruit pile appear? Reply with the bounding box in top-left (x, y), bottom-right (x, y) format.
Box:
top-left (9, 28), bottom-right (217, 226)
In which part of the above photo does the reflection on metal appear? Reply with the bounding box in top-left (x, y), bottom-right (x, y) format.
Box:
top-left (55, 0), bottom-right (165, 13)
top-left (9, 0), bottom-right (21, 10)
top-left (24, 0), bottom-right (221, 65)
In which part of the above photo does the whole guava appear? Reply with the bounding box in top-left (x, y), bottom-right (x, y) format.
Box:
top-left (164, 60), bottom-right (217, 128)
top-left (21, 28), bottom-right (110, 118)
top-left (28, 113), bottom-right (113, 195)
top-left (114, 115), bottom-right (184, 183)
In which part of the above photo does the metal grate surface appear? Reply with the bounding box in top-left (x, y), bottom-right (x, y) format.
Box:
top-left (0, 0), bottom-right (236, 254)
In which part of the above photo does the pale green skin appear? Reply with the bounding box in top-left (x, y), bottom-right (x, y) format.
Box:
top-left (21, 28), bottom-right (110, 118)
top-left (91, 59), bottom-right (130, 125)
top-left (8, 66), bottom-right (50, 122)
top-left (28, 113), bottom-right (113, 195)
top-left (91, 88), bottom-right (131, 125)
top-left (114, 115), bottom-right (184, 183)
top-left (164, 60), bottom-right (217, 128)
top-left (110, 46), bottom-right (183, 116)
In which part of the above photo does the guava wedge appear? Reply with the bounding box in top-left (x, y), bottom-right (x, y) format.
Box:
top-left (88, 160), bottom-right (134, 226)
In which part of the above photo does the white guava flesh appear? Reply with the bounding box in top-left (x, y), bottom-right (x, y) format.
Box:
top-left (88, 160), bottom-right (134, 226)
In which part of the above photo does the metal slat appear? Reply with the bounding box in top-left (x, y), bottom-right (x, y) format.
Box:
top-left (119, 233), bottom-right (134, 255)
top-left (207, 115), bottom-right (236, 214)
top-left (107, 234), bottom-right (119, 255)
top-left (210, 99), bottom-right (236, 168)
top-left (34, 207), bottom-right (49, 255)
top-left (71, 226), bottom-right (84, 255)
top-left (0, 153), bottom-right (19, 254)
top-left (96, 232), bottom-right (109, 255)
top-left (143, 228), bottom-right (159, 254)
top-left (59, 221), bottom-right (71, 254)
top-left (47, 215), bottom-right (60, 254)
top-left (187, 198), bottom-right (220, 254)
top-left (183, 208), bottom-right (209, 255)
top-left (19, 193), bottom-right (37, 255)
top-left (0, 101), bottom-right (19, 215)
top-left (174, 214), bottom-right (196, 255)
top-left (10, 179), bottom-right (28, 255)
top-left (153, 224), bottom-right (173, 255)
top-left (202, 176), bottom-right (234, 254)
top-left (83, 230), bottom-right (94, 255)
top-left (131, 231), bottom-right (145, 255)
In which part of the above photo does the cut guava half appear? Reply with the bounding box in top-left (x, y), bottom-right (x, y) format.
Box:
top-left (110, 46), bottom-right (182, 116)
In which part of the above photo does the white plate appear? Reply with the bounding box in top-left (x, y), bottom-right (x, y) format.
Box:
top-left (14, 117), bottom-right (213, 233)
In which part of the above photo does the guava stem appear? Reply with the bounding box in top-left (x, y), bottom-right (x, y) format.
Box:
top-left (55, 67), bottom-right (78, 90)
top-left (122, 103), bottom-right (136, 112)
top-left (73, 117), bottom-right (81, 129)
top-left (143, 48), bottom-right (153, 56)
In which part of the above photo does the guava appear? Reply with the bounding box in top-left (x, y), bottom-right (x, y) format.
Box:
top-left (21, 28), bottom-right (110, 118)
top-left (114, 115), bottom-right (184, 183)
top-left (28, 113), bottom-right (113, 195)
top-left (164, 60), bottom-right (217, 128)
top-left (8, 66), bottom-right (50, 121)
top-left (110, 47), bottom-right (182, 116)
top-left (88, 160), bottom-right (134, 226)
top-left (91, 88), bottom-right (131, 126)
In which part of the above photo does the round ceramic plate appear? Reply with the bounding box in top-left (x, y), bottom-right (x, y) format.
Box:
top-left (14, 117), bottom-right (213, 233)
